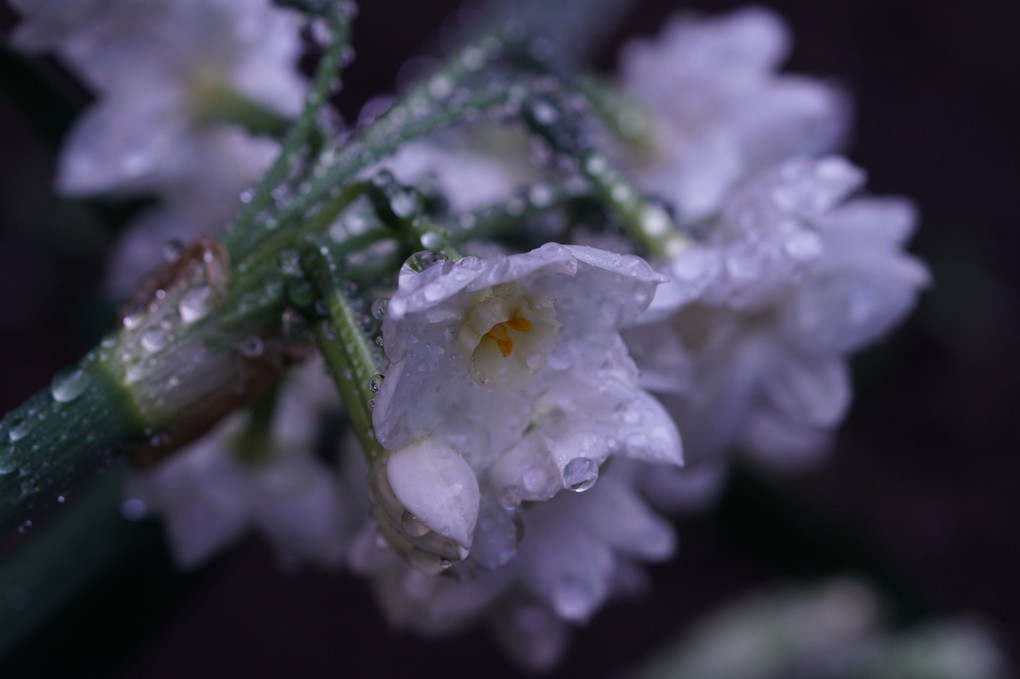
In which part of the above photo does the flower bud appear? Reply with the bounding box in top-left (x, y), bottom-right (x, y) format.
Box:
top-left (370, 437), bottom-right (480, 574)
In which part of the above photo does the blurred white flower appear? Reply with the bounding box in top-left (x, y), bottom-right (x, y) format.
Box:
top-left (370, 243), bottom-right (682, 570)
top-left (620, 6), bottom-right (847, 224)
top-left (381, 140), bottom-right (518, 213)
top-left (628, 156), bottom-right (930, 474)
top-left (349, 459), bottom-right (676, 671)
top-left (13, 0), bottom-right (306, 226)
top-left (632, 579), bottom-right (1012, 679)
top-left (124, 359), bottom-right (347, 569)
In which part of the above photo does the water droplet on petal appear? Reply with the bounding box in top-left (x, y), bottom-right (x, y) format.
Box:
top-left (402, 251), bottom-right (448, 273)
top-left (784, 231), bottom-right (824, 261)
top-left (563, 457), bottom-right (598, 492)
top-left (369, 373), bottom-right (385, 393)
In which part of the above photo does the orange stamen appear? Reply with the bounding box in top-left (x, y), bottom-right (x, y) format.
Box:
top-left (483, 311), bottom-right (532, 357)
top-left (505, 312), bottom-right (532, 332)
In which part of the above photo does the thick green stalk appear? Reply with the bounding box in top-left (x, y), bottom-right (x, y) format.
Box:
top-left (0, 353), bottom-right (146, 534)
top-left (0, 462), bottom-right (155, 659)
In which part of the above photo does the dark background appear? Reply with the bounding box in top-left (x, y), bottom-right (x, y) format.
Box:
top-left (1, 0), bottom-right (1019, 676)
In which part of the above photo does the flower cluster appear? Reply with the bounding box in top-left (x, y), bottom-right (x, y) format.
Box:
top-left (11, 0), bottom-right (308, 293)
top-left (8, 0), bottom-right (932, 672)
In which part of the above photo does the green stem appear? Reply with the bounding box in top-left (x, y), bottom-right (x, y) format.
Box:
top-left (301, 243), bottom-right (387, 463)
top-left (574, 74), bottom-right (657, 154)
top-left (0, 354), bottom-right (147, 534)
top-left (522, 92), bottom-right (690, 258)
top-left (232, 383), bottom-right (281, 466)
top-left (247, 84), bottom-right (511, 257)
top-left (0, 462), bottom-right (156, 659)
top-left (224, 5), bottom-right (353, 261)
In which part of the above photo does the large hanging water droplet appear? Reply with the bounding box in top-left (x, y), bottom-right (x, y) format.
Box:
top-left (369, 373), bottom-right (385, 393)
top-left (563, 457), bottom-right (598, 492)
top-left (50, 368), bottom-right (90, 403)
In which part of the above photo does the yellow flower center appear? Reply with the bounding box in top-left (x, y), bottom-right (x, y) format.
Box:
top-left (458, 286), bottom-right (558, 389)
top-left (482, 311), bottom-right (534, 357)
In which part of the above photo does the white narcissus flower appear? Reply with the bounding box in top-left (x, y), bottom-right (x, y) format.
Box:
top-left (368, 243), bottom-right (683, 569)
top-left (124, 359), bottom-right (347, 570)
top-left (628, 156), bottom-right (930, 476)
top-left (12, 0), bottom-right (306, 226)
top-left (619, 6), bottom-right (847, 224)
top-left (349, 459), bottom-right (676, 672)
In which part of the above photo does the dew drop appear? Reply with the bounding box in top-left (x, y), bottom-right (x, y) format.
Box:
top-left (499, 485), bottom-right (523, 509)
top-left (50, 368), bottom-right (90, 403)
top-left (529, 99), bottom-right (558, 126)
top-left (8, 418), bottom-right (31, 443)
top-left (641, 204), bottom-right (671, 237)
top-left (401, 510), bottom-right (430, 538)
top-left (563, 457), bottom-right (598, 492)
top-left (784, 231), bottom-right (824, 261)
top-left (427, 74), bottom-right (452, 100)
top-left (0, 445), bottom-right (16, 475)
top-left (402, 250), bottom-right (448, 273)
top-left (528, 183), bottom-right (554, 208)
top-left (178, 285), bottom-right (213, 323)
top-left (239, 336), bottom-right (264, 358)
top-left (161, 239), bottom-right (184, 262)
top-left (370, 298), bottom-right (388, 320)
top-left (419, 231), bottom-right (444, 250)
top-left (551, 575), bottom-right (592, 620)
top-left (584, 153), bottom-right (608, 176)
top-left (369, 373), bottom-right (384, 393)
top-left (390, 191), bottom-right (417, 219)
top-left (120, 497), bottom-right (147, 521)
top-left (522, 466), bottom-right (548, 493)
top-left (140, 329), bottom-right (167, 353)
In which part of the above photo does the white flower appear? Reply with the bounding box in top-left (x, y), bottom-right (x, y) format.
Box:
top-left (14, 0), bottom-right (306, 225)
top-left (628, 156), bottom-right (929, 472)
top-left (370, 244), bottom-right (681, 567)
top-left (349, 459), bottom-right (676, 671)
top-left (381, 141), bottom-right (518, 213)
top-left (619, 6), bottom-right (847, 224)
top-left (124, 360), bottom-right (347, 569)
